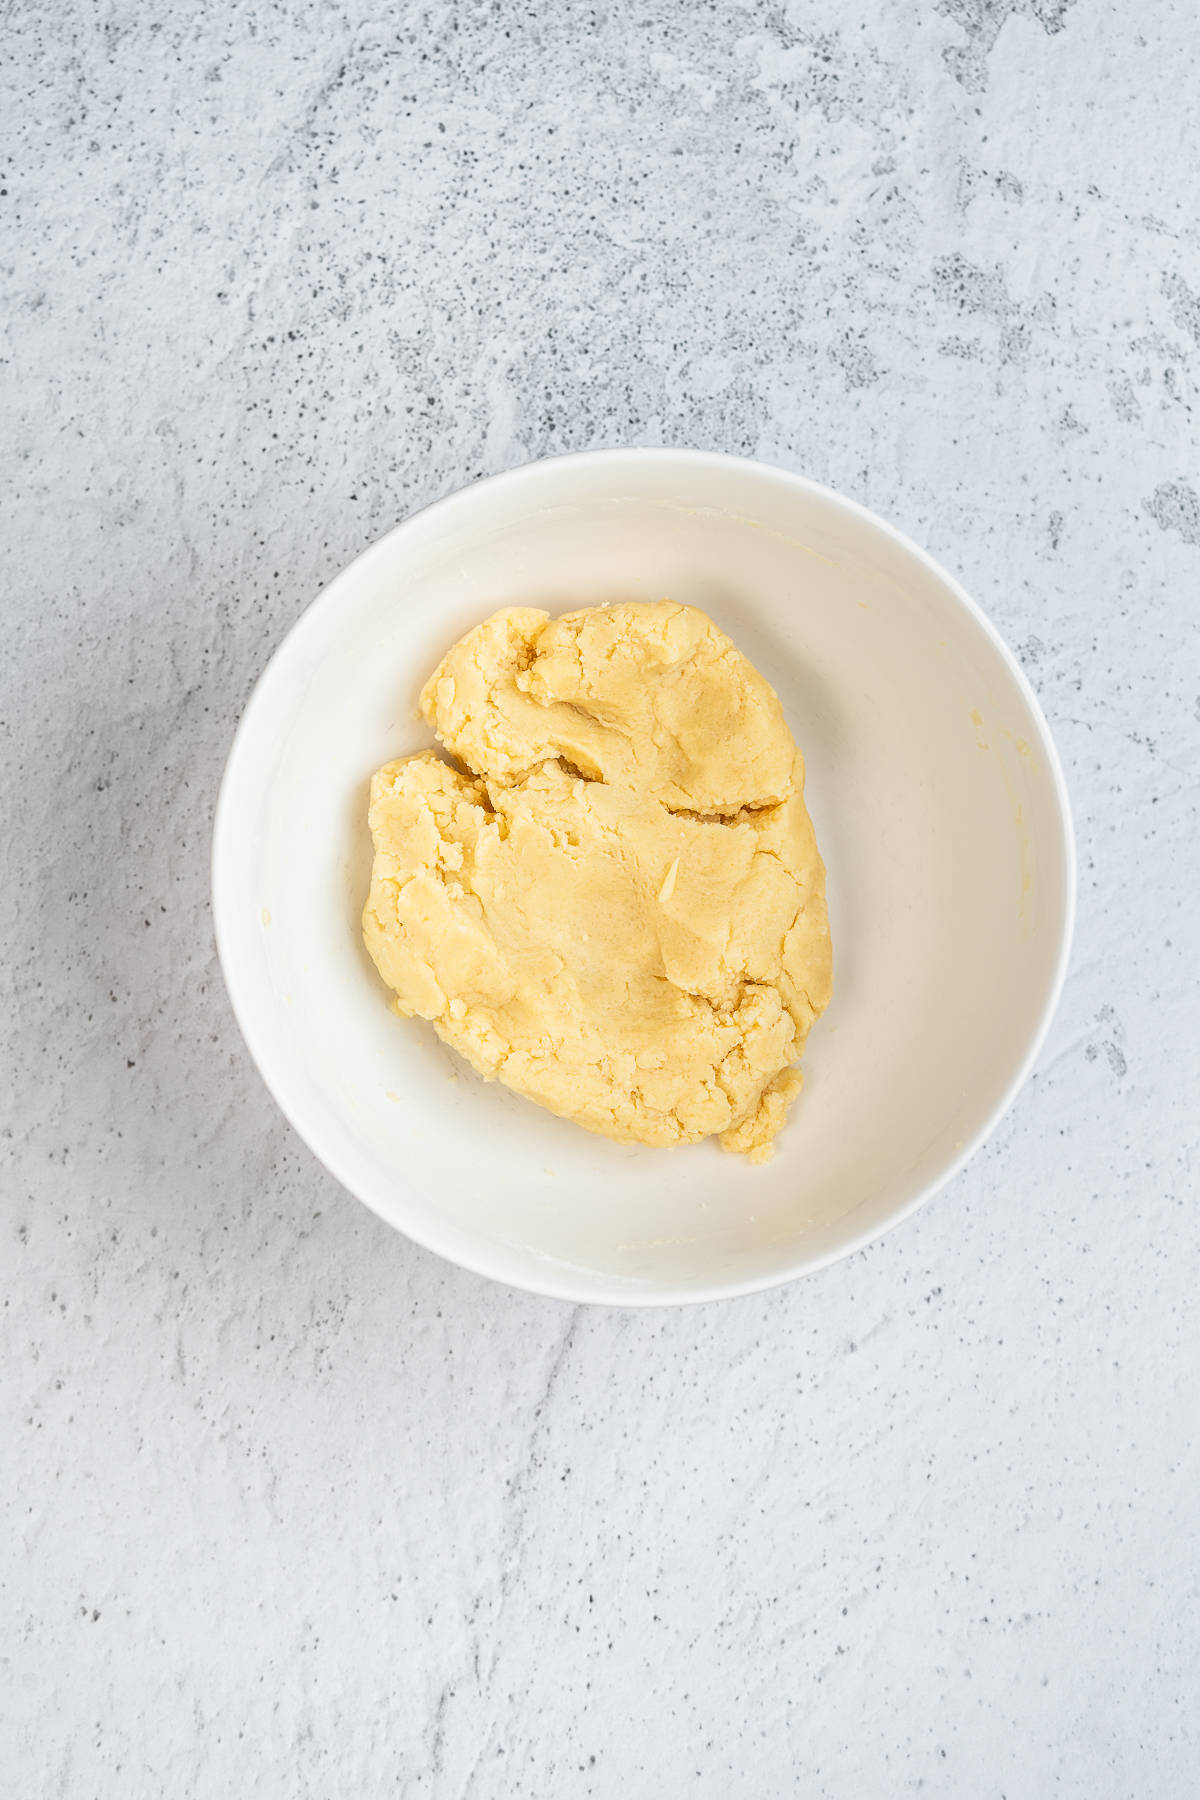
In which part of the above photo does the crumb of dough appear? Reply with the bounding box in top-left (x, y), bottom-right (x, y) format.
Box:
top-left (362, 601), bottom-right (832, 1159)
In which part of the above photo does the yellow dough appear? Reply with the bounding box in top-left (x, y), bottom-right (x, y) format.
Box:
top-left (362, 602), bottom-right (832, 1160)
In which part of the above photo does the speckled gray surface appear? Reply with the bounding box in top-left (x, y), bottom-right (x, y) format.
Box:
top-left (3, 1), bottom-right (1199, 1793)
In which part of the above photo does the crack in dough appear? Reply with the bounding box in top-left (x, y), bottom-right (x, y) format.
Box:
top-left (362, 601), bottom-right (832, 1160)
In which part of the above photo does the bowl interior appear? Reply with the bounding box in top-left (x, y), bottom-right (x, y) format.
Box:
top-left (214, 454), bottom-right (1071, 1303)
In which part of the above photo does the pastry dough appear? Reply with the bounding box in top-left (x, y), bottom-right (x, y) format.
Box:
top-left (362, 602), bottom-right (832, 1160)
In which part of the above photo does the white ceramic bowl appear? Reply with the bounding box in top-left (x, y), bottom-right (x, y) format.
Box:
top-left (213, 451), bottom-right (1074, 1304)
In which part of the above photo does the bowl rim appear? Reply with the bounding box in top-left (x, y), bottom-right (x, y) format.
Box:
top-left (212, 447), bottom-right (1077, 1307)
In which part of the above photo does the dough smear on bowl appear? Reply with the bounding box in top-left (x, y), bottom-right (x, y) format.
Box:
top-left (362, 601), bottom-right (832, 1161)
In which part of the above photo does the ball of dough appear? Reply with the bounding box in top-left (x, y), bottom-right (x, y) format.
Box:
top-left (362, 601), bottom-right (832, 1160)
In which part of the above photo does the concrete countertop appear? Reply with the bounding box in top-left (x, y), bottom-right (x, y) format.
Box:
top-left (4, 2), bottom-right (1198, 1793)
